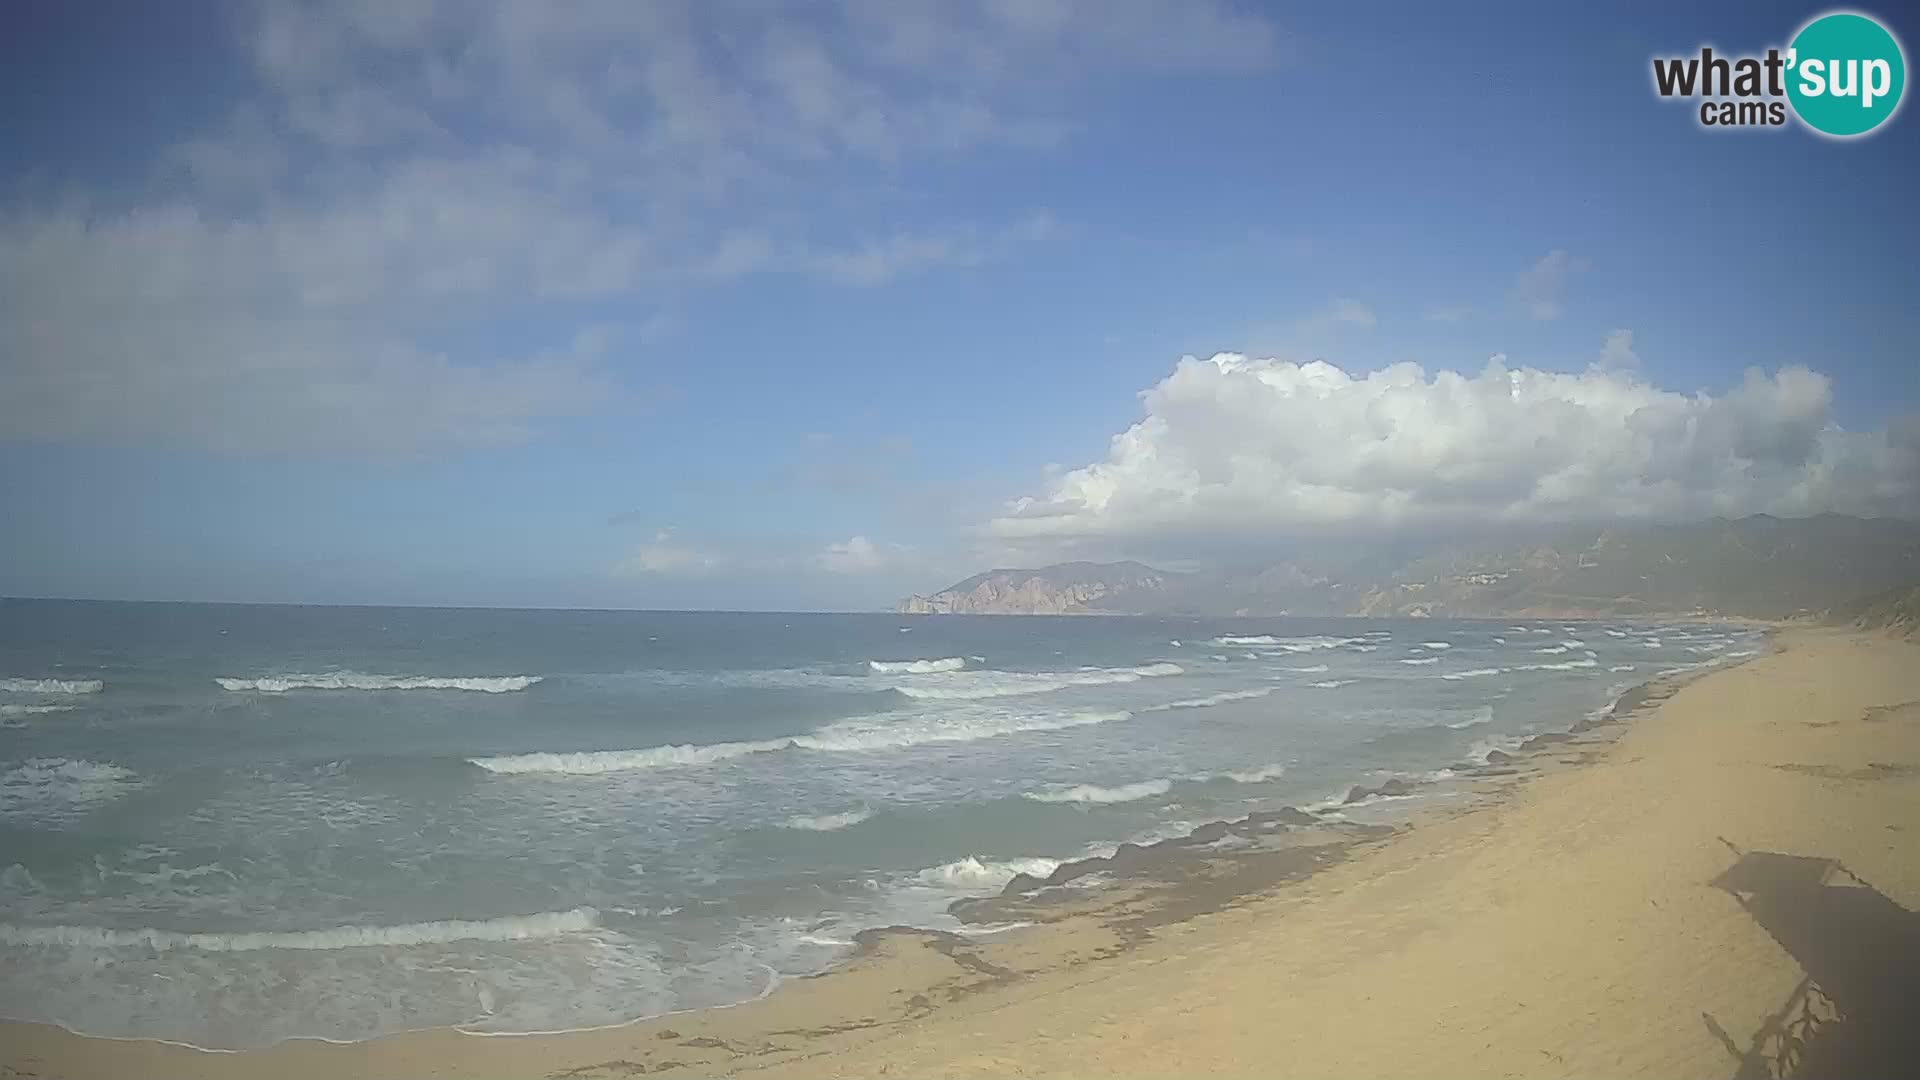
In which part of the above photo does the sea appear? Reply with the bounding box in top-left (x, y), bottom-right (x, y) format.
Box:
top-left (0, 598), bottom-right (1765, 1049)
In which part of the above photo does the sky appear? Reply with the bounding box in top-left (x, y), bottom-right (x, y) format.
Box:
top-left (2, 0), bottom-right (1917, 611)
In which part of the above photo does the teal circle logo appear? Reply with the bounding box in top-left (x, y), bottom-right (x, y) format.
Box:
top-left (1787, 12), bottom-right (1906, 137)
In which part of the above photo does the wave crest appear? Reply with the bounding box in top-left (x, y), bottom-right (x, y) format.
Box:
top-left (0, 678), bottom-right (102, 695)
top-left (1440, 667), bottom-right (1505, 681)
top-left (1024, 779), bottom-right (1170, 805)
top-left (1149, 687), bottom-right (1278, 711)
top-left (891, 663), bottom-right (1182, 701)
top-left (916, 856), bottom-right (1061, 889)
top-left (867, 657), bottom-right (965, 674)
top-left (471, 708), bottom-right (1133, 775)
top-left (216, 673), bottom-right (541, 693)
top-left (0, 704), bottom-right (78, 717)
top-left (0, 907), bottom-right (599, 952)
top-left (778, 808), bottom-right (873, 832)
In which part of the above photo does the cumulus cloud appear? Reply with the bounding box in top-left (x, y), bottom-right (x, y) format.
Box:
top-left (617, 531), bottom-right (725, 577)
top-left (985, 345), bottom-right (1920, 553)
top-left (817, 535), bottom-right (919, 574)
top-left (1512, 249), bottom-right (1590, 320)
top-left (3, 0), bottom-right (1273, 454)
top-left (1597, 329), bottom-right (1641, 371)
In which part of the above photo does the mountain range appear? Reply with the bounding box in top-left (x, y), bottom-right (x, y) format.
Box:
top-left (898, 514), bottom-right (1920, 620)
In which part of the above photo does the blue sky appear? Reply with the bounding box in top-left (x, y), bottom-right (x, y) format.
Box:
top-left (2, 0), bottom-right (1917, 610)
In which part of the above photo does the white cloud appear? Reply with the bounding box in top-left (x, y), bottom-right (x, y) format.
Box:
top-left (3, 1), bottom-right (1272, 453)
top-left (817, 535), bottom-right (918, 574)
top-left (617, 531), bottom-right (725, 577)
top-left (1597, 329), bottom-right (1641, 371)
top-left (1512, 249), bottom-right (1590, 321)
top-left (985, 347), bottom-right (1920, 553)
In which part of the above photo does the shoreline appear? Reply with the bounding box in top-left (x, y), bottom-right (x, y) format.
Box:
top-left (12, 626), bottom-right (1918, 1078)
top-left (5, 646), bottom-right (1726, 1053)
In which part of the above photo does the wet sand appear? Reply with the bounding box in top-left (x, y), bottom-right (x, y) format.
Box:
top-left (6, 627), bottom-right (1918, 1079)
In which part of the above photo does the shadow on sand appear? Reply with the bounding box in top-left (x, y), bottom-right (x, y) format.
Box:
top-left (1703, 845), bottom-right (1920, 1079)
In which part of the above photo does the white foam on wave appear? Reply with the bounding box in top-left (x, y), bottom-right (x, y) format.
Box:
top-left (1419, 642), bottom-right (1453, 650)
top-left (778, 808), bottom-right (872, 832)
top-left (0, 678), bottom-right (102, 695)
top-left (1609, 664), bottom-right (1637, 672)
top-left (1605, 629), bottom-right (1628, 638)
top-left (1149, 687), bottom-right (1278, 711)
top-left (891, 662), bottom-right (1182, 701)
top-left (1285, 664), bottom-right (1330, 674)
top-left (0, 758), bottom-right (139, 819)
top-left (1398, 657), bottom-right (1441, 666)
top-left (1211, 635), bottom-right (1360, 652)
top-left (1533, 645), bottom-right (1569, 655)
top-left (1518, 658), bottom-right (1599, 672)
top-left (0, 704), bottom-right (78, 717)
top-left (1220, 763), bottom-right (1287, 784)
top-left (867, 657), bottom-right (966, 674)
top-left (471, 708), bottom-right (1133, 775)
top-left (1309, 679), bottom-right (1357, 689)
top-left (216, 673), bottom-right (540, 693)
top-left (1024, 778), bottom-right (1171, 805)
top-left (1643, 640), bottom-right (1663, 648)
top-left (1440, 667), bottom-right (1505, 681)
top-left (1562, 640), bottom-right (1586, 648)
top-left (1467, 734), bottom-right (1529, 763)
top-left (916, 856), bottom-right (1061, 890)
top-left (1447, 707), bottom-right (1494, 729)
top-left (0, 907), bottom-right (599, 952)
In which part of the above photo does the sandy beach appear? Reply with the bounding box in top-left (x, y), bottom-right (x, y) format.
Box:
top-left (5, 626), bottom-right (1917, 1080)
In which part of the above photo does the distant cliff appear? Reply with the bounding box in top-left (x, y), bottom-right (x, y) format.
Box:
top-left (898, 515), bottom-right (1920, 620)
top-left (897, 561), bottom-right (1173, 615)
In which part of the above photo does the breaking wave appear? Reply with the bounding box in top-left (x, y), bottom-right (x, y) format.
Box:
top-left (1440, 667), bottom-right (1505, 681)
top-left (916, 856), bottom-right (1061, 889)
top-left (1447, 707), bottom-right (1495, 729)
top-left (1517, 658), bottom-right (1599, 672)
top-left (1220, 763), bottom-right (1287, 784)
top-left (0, 678), bottom-right (102, 695)
top-left (0, 704), bottom-right (78, 717)
top-left (868, 657), bottom-right (966, 674)
top-left (1149, 687), bottom-right (1278, 711)
top-left (470, 708), bottom-right (1133, 775)
top-left (891, 663), bottom-right (1182, 701)
top-left (1418, 642), bottom-right (1452, 650)
top-left (1210, 635), bottom-right (1360, 651)
top-left (1398, 657), bottom-right (1441, 666)
top-left (0, 908), bottom-right (600, 952)
top-left (1024, 778), bottom-right (1171, 805)
top-left (1309, 679), bottom-right (1357, 689)
top-left (216, 673), bottom-right (541, 693)
top-left (0, 759), bottom-right (140, 820)
top-left (778, 808), bottom-right (873, 832)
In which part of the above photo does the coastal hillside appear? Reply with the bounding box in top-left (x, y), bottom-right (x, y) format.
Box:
top-left (1827, 582), bottom-right (1920, 639)
top-left (897, 561), bottom-right (1173, 614)
top-left (899, 514), bottom-right (1920, 619)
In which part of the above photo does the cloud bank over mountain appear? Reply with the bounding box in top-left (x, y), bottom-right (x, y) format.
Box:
top-left (986, 350), bottom-right (1920, 557)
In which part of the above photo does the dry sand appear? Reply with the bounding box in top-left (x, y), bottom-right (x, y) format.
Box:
top-left (6, 627), bottom-right (1918, 1080)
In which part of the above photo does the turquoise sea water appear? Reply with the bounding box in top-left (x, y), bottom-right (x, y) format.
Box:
top-left (0, 599), bottom-right (1762, 1048)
